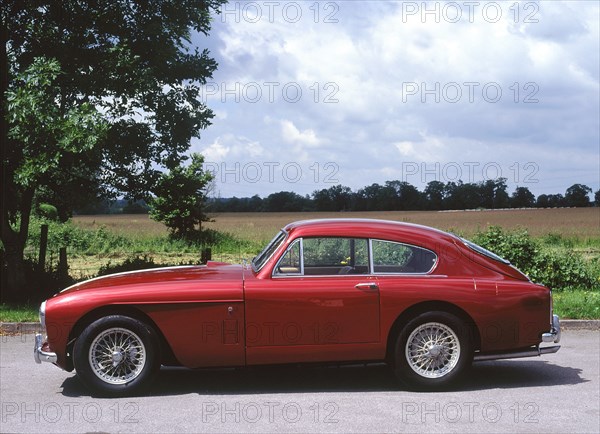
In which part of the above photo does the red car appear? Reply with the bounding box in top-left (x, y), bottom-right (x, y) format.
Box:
top-left (35, 219), bottom-right (560, 395)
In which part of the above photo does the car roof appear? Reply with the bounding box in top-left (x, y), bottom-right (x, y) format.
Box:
top-left (282, 218), bottom-right (455, 244)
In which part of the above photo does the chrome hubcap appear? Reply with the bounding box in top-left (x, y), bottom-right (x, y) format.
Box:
top-left (405, 322), bottom-right (460, 378)
top-left (89, 328), bottom-right (146, 384)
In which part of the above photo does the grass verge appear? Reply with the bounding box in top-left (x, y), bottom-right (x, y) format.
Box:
top-left (0, 304), bottom-right (39, 322)
top-left (553, 290), bottom-right (600, 320)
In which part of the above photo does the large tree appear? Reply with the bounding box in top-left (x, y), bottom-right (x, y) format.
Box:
top-left (1, 1), bottom-right (226, 299)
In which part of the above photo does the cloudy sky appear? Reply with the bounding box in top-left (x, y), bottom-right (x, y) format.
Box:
top-left (189, 0), bottom-right (599, 198)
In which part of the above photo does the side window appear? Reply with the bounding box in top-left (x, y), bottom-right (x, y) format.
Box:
top-left (372, 240), bottom-right (437, 274)
top-left (274, 240), bottom-right (301, 275)
top-left (303, 238), bottom-right (369, 275)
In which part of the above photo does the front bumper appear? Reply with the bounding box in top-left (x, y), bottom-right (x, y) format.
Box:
top-left (34, 333), bottom-right (57, 364)
top-left (542, 314), bottom-right (561, 343)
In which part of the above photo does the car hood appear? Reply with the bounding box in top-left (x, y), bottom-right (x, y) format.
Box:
top-left (55, 262), bottom-right (244, 301)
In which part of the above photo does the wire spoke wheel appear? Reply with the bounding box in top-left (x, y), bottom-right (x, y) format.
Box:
top-left (394, 311), bottom-right (473, 390)
top-left (88, 327), bottom-right (147, 385)
top-left (405, 321), bottom-right (461, 379)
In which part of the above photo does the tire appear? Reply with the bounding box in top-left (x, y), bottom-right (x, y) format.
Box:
top-left (73, 315), bottom-right (160, 396)
top-left (394, 311), bottom-right (472, 391)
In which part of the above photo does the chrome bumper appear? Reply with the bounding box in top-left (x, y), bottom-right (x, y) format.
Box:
top-left (34, 333), bottom-right (57, 364)
top-left (542, 314), bottom-right (561, 343)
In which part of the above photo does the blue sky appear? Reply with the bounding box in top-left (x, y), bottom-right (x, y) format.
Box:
top-left (189, 1), bottom-right (599, 198)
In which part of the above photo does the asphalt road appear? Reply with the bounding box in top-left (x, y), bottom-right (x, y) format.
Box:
top-left (1, 330), bottom-right (598, 433)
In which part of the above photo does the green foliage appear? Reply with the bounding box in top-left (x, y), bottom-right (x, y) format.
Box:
top-left (553, 290), bottom-right (600, 319)
top-left (6, 57), bottom-right (107, 188)
top-left (98, 255), bottom-right (160, 276)
top-left (473, 226), bottom-right (598, 291)
top-left (35, 203), bottom-right (59, 221)
top-left (150, 153), bottom-right (214, 239)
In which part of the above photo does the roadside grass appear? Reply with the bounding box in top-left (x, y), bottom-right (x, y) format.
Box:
top-left (0, 304), bottom-right (38, 322)
top-left (553, 290), bottom-right (600, 320)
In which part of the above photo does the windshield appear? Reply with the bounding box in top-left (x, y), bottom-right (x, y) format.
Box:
top-left (252, 230), bottom-right (287, 272)
top-left (460, 237), bottom-right (510, 265)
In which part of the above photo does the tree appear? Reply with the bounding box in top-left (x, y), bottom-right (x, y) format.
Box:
top-left (511, 186), bottom-right (536, 208)
top-left (264, 192), bottom-right (309, 212)
top-left (595, 190), bottom-right (600, 207)
top-left (1, 1), bottom-right (225, 298)
top-left (424, 181), bottom-right (445, 210)
top-left (150, 154), bottom-right (213, 239)
top-left (564, 184), bottom-right (592, 207)
top-left (312, 185), bottom-right (353, 211)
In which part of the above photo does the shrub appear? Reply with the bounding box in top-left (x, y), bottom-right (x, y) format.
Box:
top-left (97, 255), bottom-right (160, 276)
top-left (36, 203), bottom-right (59, 221)
top-left (472, 226), bottom-right (597, 291)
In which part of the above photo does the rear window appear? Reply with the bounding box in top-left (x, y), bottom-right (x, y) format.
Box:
top-left (461, 238), bottom-right (510, 264)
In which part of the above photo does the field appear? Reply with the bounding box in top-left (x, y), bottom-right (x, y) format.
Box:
top-left (74, 208), bottom-right (600, 243)
top-left (66, 208), bottom-right (600, 279)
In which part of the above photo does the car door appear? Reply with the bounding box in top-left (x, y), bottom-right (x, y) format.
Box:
top-left (244, 237), bottom-right (381, 365)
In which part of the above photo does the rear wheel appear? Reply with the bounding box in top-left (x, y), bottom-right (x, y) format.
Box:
top-left (394, 311), bottom-right (472, 390)
top-left (73, 315), bottom-right (160, 396)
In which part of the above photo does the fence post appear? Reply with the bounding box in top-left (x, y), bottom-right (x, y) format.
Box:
top-left (38, 224), bottom-right (48, 272)
top-left (58, 247), bottom-right (68, 280)
top-left (201, 248), bottom-right (212, 264)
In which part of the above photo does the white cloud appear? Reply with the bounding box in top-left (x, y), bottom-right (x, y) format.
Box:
top-left (191, 1), bottom-right (599, 197)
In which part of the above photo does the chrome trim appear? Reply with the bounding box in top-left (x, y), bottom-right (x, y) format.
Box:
top-left (34, 333), bottom-right (57, 364)
top-left (474, 345), bottom-right (560, 362)
top-left (39, 301), bottom-right (47, 332)
top-left (272, 239), bottom-right (303, 277)
top-left (370, 238), bottom-right (439, 275)
top-left (542, 314), bottom-right (561, 343)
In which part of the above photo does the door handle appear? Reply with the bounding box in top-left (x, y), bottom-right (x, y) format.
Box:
top-left (355, 282), bottom-right (379, 291)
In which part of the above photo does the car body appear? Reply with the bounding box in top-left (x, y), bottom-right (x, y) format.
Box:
top-left (35, 219), bottom-right (561, 395)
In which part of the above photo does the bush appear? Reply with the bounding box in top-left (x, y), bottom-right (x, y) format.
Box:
top-left (472, 226), bottom-right (597, 291)
top-left (97, 255), bottom-right (160, 276)
top-left (36, 203), bottom-right (59, 221)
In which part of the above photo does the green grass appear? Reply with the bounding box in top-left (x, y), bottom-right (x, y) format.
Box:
top-left (0, 304), bottom-right (39, 322)
top-left (553, 290), bottom-right (600, 320)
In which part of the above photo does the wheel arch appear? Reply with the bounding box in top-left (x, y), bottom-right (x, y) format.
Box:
top-left (385, 300), bottom-right (481, 362)
top-left (65, 304), bottom-right (178, 371)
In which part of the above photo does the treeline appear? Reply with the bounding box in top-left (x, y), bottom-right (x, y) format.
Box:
top-left (207, 180), bottom-right (599, 212)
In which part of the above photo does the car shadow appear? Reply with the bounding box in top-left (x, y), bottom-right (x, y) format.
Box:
top-left (60, 359), bottom-right (586, 397)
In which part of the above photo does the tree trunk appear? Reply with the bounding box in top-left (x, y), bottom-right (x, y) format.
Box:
top-left (1, 187), bottom-right (34, 302)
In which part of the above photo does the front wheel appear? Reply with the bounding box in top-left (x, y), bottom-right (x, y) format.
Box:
top-left (73, 315), bottom-right (160, 396)
top-left (394, 311), bottom-right (472, 390)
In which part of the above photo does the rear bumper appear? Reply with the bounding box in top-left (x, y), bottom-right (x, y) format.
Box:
top-left (474, 314), bottom-right (561, 362)
top-left (542, 314), bottom-right (561, 343)
top-left (34, 333), bottom-right (57, 364)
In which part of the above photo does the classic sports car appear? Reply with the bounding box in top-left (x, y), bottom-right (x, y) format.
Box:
top-left (35, 219), bottom-right (561, 395)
